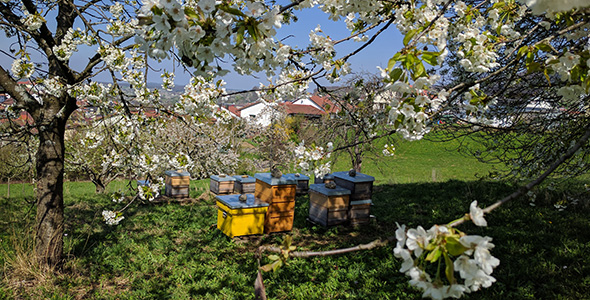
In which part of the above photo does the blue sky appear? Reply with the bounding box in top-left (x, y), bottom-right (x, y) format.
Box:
top-left (220, 8), bottom-right (403, 90)
top-left (0, 6), bottom-right (403, 92)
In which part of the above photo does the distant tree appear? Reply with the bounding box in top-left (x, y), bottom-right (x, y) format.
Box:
top-left (315, 73), bottom-right (397, 173)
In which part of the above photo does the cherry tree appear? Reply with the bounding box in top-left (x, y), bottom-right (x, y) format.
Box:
top-left (1, 0), bottom-right (589, 297)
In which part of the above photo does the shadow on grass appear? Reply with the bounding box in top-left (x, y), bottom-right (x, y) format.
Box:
top-left (2, 179), bottom-right (589, 299)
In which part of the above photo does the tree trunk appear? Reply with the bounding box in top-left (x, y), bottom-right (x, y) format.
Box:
top-left (6, 177), bottom-right (9, 198)
top-left (93, 179), bottom-right (106, 194)
top-left (353, 144), bottom-right (362, 173)
top-left (35, 122), bottom-right (66, 267)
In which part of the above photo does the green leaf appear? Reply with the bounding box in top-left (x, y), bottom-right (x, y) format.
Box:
top-left (516, 46), bottom-right (529, 59)
top-left (422, 51), bottom-right (440, 66)
top-left (236, 26), bottom-right (245, 45)
top-left (184, 7), bottom-right (199, 19)
top-left (389, 68), bottom-right (403, 82)
top-left (414, 62), bottom-right (426, 79)
top-left (426, 246), bottom-right (442, 262)
top-left (527, 62), bottom-right (541, 73)
top-left (444, 252), bottom-right (456, 284)
top-left (535, 43), bottom-right (553, 53)
top-left (217, 4), bottom-right (245, 17)
top-left (272, 260), bottom-right (283, 272)
top-left (445, 236), bottom-right (469, 256)
top-left (268, 255), bottom-right (279, 261)
top-left (387, 56), bottom-right (397, 70)
top-left (571, 65), bottom-right (582, 81)
top-left (403, 29), bottom-right (417, 46)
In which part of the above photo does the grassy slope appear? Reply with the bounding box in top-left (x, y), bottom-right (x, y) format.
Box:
top-left (1, 137), bottom-right (589, 299)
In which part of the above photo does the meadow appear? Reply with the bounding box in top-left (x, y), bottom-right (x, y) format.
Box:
top-left (1, 136), bottom-right (589, 299)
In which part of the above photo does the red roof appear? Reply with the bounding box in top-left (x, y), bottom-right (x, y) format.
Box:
top-left (280, 102), bottom-right (326, 116)
top-left (309, 95), bottom-right (340, 114)
top-left (227, 105), bottom-right (241, 117)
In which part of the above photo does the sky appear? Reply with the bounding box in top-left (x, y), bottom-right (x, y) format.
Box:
top-left (0, 5), bottom-right (404, 92)
top-left (216, 8), bottom-right (404, 91)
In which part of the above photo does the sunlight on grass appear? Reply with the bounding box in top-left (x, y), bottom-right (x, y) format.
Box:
top-left (1, 137), bottom-right (589, 299)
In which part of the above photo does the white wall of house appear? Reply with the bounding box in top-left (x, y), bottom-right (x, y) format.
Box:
top-left (239, 102), bottom-right (281, 127)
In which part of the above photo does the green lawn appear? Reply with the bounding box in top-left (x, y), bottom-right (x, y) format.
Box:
top-left (1, 137), bottom-right (589, 299)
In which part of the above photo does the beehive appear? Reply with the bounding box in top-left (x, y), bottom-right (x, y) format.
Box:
top-left (308, 184), bottom-right (351, 226)
top-left (349, 199), bottom-right (372, 225)
top-left (283, 173), bottom-right (310, 195)
top-left (210, 174), bottom-right (236, 195)
top-left (232, 175), bottom-right (256, 194)
top-left (216, 194), bottom-right (269, 238)
top-left (332, 171), bottom-right (375, 201)
top-left (165, 170), bottom-right (190, 198)
top-left (314, 173), bottom-right (334, 184)
top-left (254, 173), bottom-right (297, 233)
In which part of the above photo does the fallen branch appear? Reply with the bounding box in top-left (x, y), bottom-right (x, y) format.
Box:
top-left (258, 238), bottom-right (392, 258)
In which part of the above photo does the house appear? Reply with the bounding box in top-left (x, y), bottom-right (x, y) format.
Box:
top-left (291, 95), bottom-right (341, 114)
top-left (280, 102), bottom-right (326, 119)
top-left (237, 101), bottom-right (283, 127)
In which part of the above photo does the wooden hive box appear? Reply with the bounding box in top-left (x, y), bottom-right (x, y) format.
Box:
top-left (165, 170), bottom-right (190, 198)
top-left (308, 184), bottom-right (351, 226)
top-left (314, 173), bottom-right (334, 184)
top-left (283, 173), bottom-right (310, 195)
top-left (254, 173), bottom-right (297, 233)
top-left (332, 171), bottom-right (375, 201)
top-left (349, 199), bottom-right (372, 225)
top-left (232, 175), bottom-right (256, 194)
top-left (216, 194), bottom-right (269, 238)
top-left (210, 174), bottom-right (236, 195)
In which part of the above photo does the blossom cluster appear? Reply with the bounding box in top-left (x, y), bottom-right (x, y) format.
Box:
top-left (294, 141), bottom-right (333, 178)
top-left (137, 177), bottom-right (163, 201)
top-left (11, 57), bottom-right (34, 79)
top-left (21, 11), bottom-right (45, 31)
top-left (137, 0), bottom-right (288, 78)
top-left (53, 28), bottom-right (95, 61)
top-left (102, 210), bottom-right (124, 226)
top-left (394, 202), bottom-right (499, 299)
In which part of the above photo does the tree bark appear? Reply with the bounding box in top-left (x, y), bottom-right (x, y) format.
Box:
top-left (35, 121), bottom-right (67, 267)
top-left (93, 179), bottom-right (106, 194)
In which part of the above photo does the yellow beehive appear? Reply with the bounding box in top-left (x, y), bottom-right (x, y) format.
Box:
top-left (216, 194), bottom-right (269, 238)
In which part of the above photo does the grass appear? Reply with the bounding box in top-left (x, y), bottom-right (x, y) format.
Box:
top-left (1, 137), bottom-right (589, 299)
top-left (332, 131), bottom-right (499, 184)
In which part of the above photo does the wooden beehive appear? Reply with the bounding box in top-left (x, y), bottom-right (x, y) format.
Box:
top-left (216, 194), bottom-right (269, 238)
top-left (308, 184), bottom-right (351, 226)
top-left (254, 173), bottom-right (297, 233)
top-left (283, 173), bottom-right (310, 195)
top-left (349, 199), bottom-right (372, 225)
top-left (232, 175), bottom-right (256, 194)
top-left (210, 174), bottom-right (236, 195)
top-left (165, 170), bottom-right (190, 198)
top-left (314, 173), bottom-right (334, 184)
top-left (332, 171), bottom-right (375, 201)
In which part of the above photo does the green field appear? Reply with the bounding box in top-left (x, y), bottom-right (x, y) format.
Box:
top-left (1, 137), bottom-right (589, 299)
